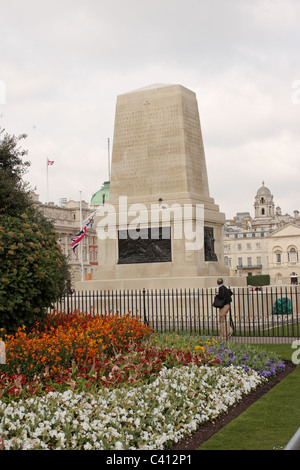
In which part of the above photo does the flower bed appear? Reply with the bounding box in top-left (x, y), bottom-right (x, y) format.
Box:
top-left (2, 311), bottom-right (153, 376)
top-left (0, 311), bottom-right (286, 450)
top-left (0, 312), bottom-right (219, 397)
top-left (1, 364), bottom-right (266, 450)
top-left (205, 342), bottom-right (286, 378)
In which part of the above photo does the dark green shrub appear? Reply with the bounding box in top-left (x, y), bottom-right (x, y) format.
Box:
top-left (0, 212), bottom-right (69, 334)
top-left (247, 274), bottom-right (270, 286)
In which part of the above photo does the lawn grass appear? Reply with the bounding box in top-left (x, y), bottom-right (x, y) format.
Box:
top-left (198, 343), bottom-right (300, 450)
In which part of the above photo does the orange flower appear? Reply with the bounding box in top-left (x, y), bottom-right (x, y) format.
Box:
top-left (4, 311), bottom-right (152, 377)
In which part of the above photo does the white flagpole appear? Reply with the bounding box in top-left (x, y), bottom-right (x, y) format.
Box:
top-left (46, 158), bottom-right (49, 202)
top-left (79, 191), bottom-right (84, 282)
top-left (81, 209), bottom-right (97, 226)
top-left (108, 137), bottom-right (111, 181)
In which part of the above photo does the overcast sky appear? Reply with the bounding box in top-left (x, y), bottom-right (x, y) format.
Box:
top-left (0, 0), bottom-right (299, 219)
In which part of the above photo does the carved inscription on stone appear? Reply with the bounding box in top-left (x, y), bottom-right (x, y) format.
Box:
top-left (111, 97), bottom-right (187, 196)
top-left (118, 227), bottom-right (172, 264)
top-left (110, 85), bottom-right (210, 200)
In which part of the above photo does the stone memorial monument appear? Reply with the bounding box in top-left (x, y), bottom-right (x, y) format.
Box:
top-left (76, 83), bottom-right (244, 290)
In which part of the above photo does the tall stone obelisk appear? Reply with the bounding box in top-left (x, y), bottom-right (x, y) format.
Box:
top-left (109, 83), bottom-right (210, 203)
top-left (77, 84), bottom-right (243, 290)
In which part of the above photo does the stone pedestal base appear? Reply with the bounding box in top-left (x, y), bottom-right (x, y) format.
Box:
top-left (75, 275), bottom-right (246, 292)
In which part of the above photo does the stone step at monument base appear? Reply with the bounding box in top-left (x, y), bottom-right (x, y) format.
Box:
top-left (75, 275), bottom-right (246, 292)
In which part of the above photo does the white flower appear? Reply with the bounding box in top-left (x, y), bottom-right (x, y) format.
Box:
top-left (0, 364), bottom-right (265, 450)
top-left (114, 441), bottom-right (124, 450)
top-left (134, 418), bottom-right (141, 427)
top-left (83, 442), bottom-right (93, 450)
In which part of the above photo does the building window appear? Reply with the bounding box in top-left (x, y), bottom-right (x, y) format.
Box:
top-left (276, 253), bottom-right (281, 263)
top-left (256, 243), bottom-right (261, 249)
top-left (256, 257), bottom-right (261, 266)
top-left (288, 248), bottom-right (298, 263)
top-left (224, 257), bottom-right (232, 267)
top-left (238, 257), bottom-right (243, 267)
top-left (238, 243), bottom-right (242, 251)
top-left (247, 257), bottom-right (252, 267)
top-left (247, 243), bottom-right (251, 251)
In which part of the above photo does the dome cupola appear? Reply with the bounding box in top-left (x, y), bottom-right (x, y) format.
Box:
top-left (252, 181), bottom-right (275, 228)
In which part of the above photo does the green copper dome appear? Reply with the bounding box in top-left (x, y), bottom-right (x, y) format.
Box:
top-left (90, 181), bottom-right (110, 206)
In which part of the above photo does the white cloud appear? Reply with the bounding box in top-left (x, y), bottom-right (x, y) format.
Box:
top-left (0, 0), bottom-right (299, 220)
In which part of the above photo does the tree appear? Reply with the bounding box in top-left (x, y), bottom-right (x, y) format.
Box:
top-left (0, 128), bottom-right (70, 334)
top-left (0, 129), bottom-right (34, 217)
top-left (0, 213), bottom-right (70, 334)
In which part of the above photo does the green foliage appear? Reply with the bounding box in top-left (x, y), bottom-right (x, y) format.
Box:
top-left (0, 129), bottom-right (34, 217)
top-left (247, 274), bottom-right (270, 286)
top-left (0, 128), bottom-right (70, 334)
top-left (0, 212), bottom-right (69, 334)
top-left (0, 129), bottom-right (30, 178)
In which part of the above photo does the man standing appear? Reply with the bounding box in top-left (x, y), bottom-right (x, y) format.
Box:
top-left (217, 278), bottom-right (234, 340)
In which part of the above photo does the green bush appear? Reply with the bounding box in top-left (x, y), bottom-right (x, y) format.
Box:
top-left (0, 212), bottom-right (69, 334)
top-left (247, 274), bottom-right (270, 286)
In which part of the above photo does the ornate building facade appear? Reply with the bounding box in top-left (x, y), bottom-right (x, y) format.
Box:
top-left (31, 193), bottom-right (98, 287)
top-left (223, 182), bottom-right (300, 284)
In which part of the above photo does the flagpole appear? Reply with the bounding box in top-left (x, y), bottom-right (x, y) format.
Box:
top-left (81, 209), bottom-right (97, 226)
top-left (79, 191), bottom-right (84, 282)
top-left (46, 158), bottom-right (49, 202)
top-left (108, 137), bottom-right (111, 181)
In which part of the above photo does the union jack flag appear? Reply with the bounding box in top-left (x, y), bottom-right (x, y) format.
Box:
top-left (71, 217), bottom-right (94, 253)
top-left (47, 159), bottom-right (54, 165)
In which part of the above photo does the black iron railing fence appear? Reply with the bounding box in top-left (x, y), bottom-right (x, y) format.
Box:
top-left (49, 286), bottom-right (300, 339)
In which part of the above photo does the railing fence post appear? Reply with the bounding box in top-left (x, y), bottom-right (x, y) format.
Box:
top-left (142, 288), bottom-right (149, 326)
